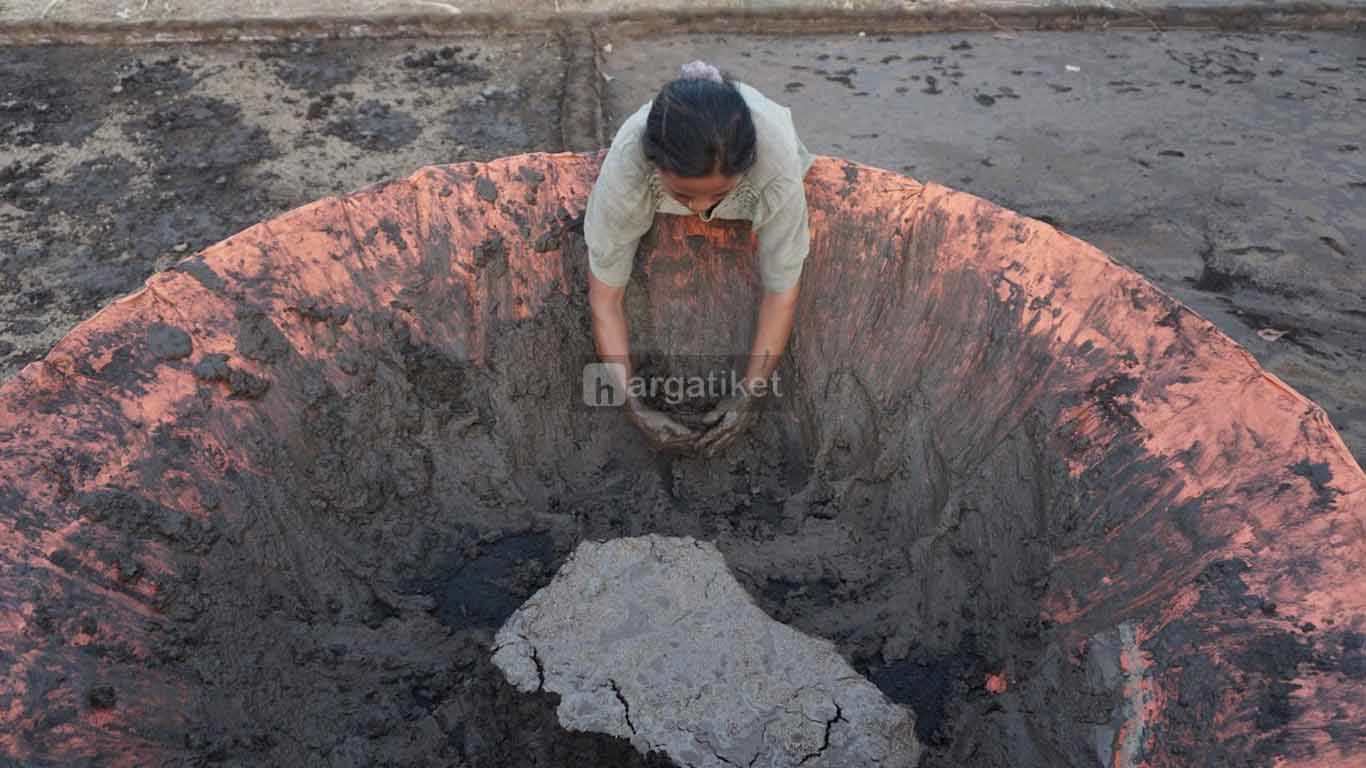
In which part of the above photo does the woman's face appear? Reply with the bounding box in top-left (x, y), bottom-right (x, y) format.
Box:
top-left (658, 170), bottom-right (739, 215)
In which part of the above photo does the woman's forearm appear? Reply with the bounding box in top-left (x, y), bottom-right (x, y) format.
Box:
top-left (743, 283), bottom-right (800, 390)
top-left (589, 274), bottom-right (633, 389)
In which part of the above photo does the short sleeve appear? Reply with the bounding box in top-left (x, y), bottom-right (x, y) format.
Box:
top-left (584, 109), bottom-right (656, 287)
top-left (753, 178), bottom-right (811, 293)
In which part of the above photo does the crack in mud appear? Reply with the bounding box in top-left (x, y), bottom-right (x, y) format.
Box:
top-left (610, 678), bottom-right (638, 735)
top-left (798, 701), bottom-right (844, 765)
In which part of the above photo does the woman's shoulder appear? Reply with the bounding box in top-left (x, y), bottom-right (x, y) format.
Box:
top-left (615, 100), bottom-right (652, 145)
top-left (734, 82), bottom-right (808, 187)
top-left (599, 102), bottom-right (654, 188)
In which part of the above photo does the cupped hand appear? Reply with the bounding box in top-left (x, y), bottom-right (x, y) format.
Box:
top-left (695, 390), bottom-right (762, 458)
top-left (626, 398), bottom-right (701, 454)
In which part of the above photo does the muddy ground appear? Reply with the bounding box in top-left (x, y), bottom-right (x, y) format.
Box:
top-left (0, 32), bottom-right (591, 384)
top-left (3, 31), bottom-right (1362, 466)
top-left (0, 28), bottom-right (1363, 768)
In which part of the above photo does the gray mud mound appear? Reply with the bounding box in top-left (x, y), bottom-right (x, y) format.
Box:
top-left (494, 535), bottom-right (921, 768)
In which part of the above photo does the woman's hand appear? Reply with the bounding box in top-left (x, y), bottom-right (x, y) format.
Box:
top-left (694, 282), bottom-right (797, 458)
top-left (695, 389), bottom-right (762, 457)
top-left (626, 397), bottom-right (702, 454)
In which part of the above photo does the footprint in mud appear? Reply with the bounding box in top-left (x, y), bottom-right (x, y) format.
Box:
top-left (325, 99), bottom-right (421, 151)
top-left (401, 44), bottom-right (491, 86)
top-left (0, 76), bottom-right (87, 147)
top-left (259, 40), bottom-right (360, 92)
top-left (109, 56), bottom-right (195, 98)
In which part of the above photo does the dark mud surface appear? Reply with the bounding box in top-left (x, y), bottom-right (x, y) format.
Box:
top-left (4, 220), bottom-right (1130, 767)
top-left (2, 153), bottom-right (1360, 766)
top-left (2, 29), bottom-right (1363, 768)
top-left (603, 30), bottom-right (1366, 465)
top-left (0, 36), bottom-right (569, 383)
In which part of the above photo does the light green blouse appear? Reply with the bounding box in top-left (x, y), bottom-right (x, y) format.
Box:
top-left (584, 82), bottom-right (815, 293)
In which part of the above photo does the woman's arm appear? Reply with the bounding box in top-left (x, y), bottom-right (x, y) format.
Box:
top-left (589, 272), bottom-right (701, 452)
top-left (696, 176), bottom-right (809, 456)
top-left (583, 108), bottom-right (676, 418)
top-left (588, 273), bottom-right (634, 387)
top-left (695, 281), bottom-right (800, 457)
top-left (743, 282), bottom-right (800, 392)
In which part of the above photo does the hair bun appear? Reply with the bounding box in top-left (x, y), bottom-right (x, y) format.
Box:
top-left (680, 60), bottom-right (724, 83)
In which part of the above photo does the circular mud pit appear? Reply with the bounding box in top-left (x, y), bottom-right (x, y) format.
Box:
top-left (1, 155), bottom-right (1362, 768)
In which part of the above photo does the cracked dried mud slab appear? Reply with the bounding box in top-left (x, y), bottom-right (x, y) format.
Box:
top-left (494, 535), bottom-right (920, 768)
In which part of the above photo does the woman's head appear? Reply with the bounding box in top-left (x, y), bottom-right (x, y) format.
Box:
top-left (644, 61), bottom-right (757, 215)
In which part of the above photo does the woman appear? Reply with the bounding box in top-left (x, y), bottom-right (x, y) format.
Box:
top-left (585, 61), bottom-right (814, 457)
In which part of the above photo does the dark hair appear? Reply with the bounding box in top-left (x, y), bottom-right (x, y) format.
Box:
top-left (643, 77), bottom-right (757, 178)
